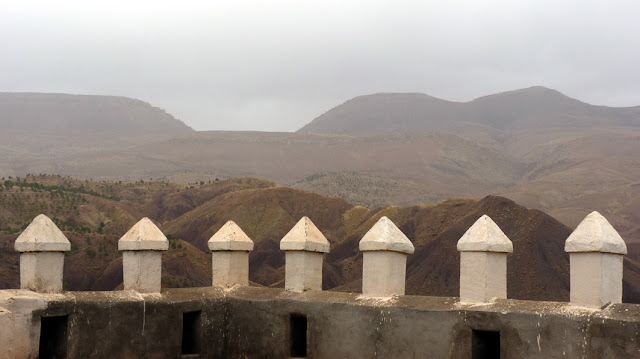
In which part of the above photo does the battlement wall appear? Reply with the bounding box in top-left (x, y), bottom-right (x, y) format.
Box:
top-left (2, 286), bottom-right (640, 358)
top-left (0, 211), bottom-right (637, 358)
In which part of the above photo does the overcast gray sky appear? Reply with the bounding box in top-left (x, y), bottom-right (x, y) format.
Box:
top-left (1, 1), bottom-right (639, 131)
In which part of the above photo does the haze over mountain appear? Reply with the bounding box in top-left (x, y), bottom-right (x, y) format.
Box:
top-left (0, 93), bottom-right (193, 136)
top-left (0, 87), bottom-right (639, 251)
top-left (298, 86), bottom-right (640, 136)
top-left (3, 176), bottom-right (640, 303)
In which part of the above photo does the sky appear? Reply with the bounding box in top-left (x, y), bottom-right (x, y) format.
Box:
top-left (1, 1), bottom-right (640, 131)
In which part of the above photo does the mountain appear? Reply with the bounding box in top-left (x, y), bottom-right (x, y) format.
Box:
top-left (2, 175), bottom-right (640, 303)
top-left (1, 87), bottom-right (639, 257)
top-left (298, 86), bottom-right (640, 135)
top-left (0, 176), bottom-right (269, 290)
top-left (0, 93), bottom-right (196, 179)
top-left (0, 93), bottom-right (194, 136)
top-left (0, 130), bottom-right (525, 203)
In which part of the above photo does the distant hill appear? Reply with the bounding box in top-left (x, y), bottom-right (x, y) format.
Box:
top-left (0, 92), bottom-right (193, 136)
top-left (297, 86), bottom-right (640, 135)
top-left (2, 175), bottom-right (640, 303)
top-left (0, 176), bottom-right (269, 291)
top-left (1, 87), bottom-right (639, 259)
top-left (0, 93), bottom-right (195, 179)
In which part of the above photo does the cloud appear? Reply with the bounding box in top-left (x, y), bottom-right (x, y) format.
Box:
top-left (2, 1), bottom-right (640, 131)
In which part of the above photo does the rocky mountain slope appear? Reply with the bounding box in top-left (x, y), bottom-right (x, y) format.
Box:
top-left (0, 93), bottom-right (194, 179)
top-left (298, 86), bottom-right (640, 136)
top-left (0, 92), bottom-right (193, 136)
top-left (2, 176), bottom-right (640, 303)
top-left (1, 87), bottom-right (639, 257)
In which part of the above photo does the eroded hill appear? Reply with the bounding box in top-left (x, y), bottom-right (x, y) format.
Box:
top-left (0, 92), bottom-right (193, 136)
top-left (298, 86), bottom-right (640, 135)
top-left (2, 175), bottom-right (640, 303)
top-left (1, 88), bottom-right (639, 257)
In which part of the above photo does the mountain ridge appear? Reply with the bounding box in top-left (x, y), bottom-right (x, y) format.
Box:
top-left (0, 92), bottom-right (194, 136)
top-left (1, 87), bottom-right (639, 253)
top-left (4, 175), bottom-right (638, 302)
top-left (298, 86), bottom-right (640, 134)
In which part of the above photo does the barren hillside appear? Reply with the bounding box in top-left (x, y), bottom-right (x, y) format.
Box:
top-left (2, 176), bottom-right (640, 303)
top-left (298, 86), bottom-right (640, 135)
top-left (1, 88), bottom-right (639, 249)
top-left (0, 92), bottom-right (193, 136)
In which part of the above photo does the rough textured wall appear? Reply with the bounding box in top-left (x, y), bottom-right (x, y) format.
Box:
top-left (1, 287), bottom-right (640, 358)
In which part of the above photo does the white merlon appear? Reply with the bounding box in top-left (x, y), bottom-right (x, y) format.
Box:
top-left (118, 218), bottom-right (168, 293)
top-left (457, 215), bottom-right (513, 253)
top-left (14, 214), bottom-right (70, 293)
top-left (208, 220), bottom-right (254, 252)
top-left (208, 221), bottom-right (254, 287)
top-left (280, 216), bottom-right (330, 253)
top-left (457, 215), bottom-right (513, 303)
top-left (14, 214), bottom-right (71, 253)
top-left (565, 211), bottom-right (627, 308)
top-left (118, 217), bottom-right (169, 251)
top-left (359, 216), bottom-right (414, 297)
top-left (565, 211), bottom-right (627, 254)
top-left (280, 217), bottom-right (330, 292)
top-left (359, 216), bottom-right (415, 254)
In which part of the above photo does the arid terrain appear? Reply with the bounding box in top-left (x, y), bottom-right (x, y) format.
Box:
top-left (1, 89), bottom-right (638, 243)
top-left (1, 87), bottom-right (639, 300)
top-left (4, 175), bottom-right (640, 303)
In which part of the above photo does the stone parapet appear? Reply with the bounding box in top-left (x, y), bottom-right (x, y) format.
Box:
top-left (359, 216), bottom-right (414, 297)
top-left (118, 218), bottom-right (168, 293)
top-left (14, 214), bottom-right (70, 293)
top-left (565, 211), bottom-right (627, 308)
top-left (3, 287), bottom-right (640, 358)
top-left (280, 217), bottom-right (330, 292)
top-left (457, 215), bottom-right (513, 303)
top-left (208, 220), bottom-right (254, 287)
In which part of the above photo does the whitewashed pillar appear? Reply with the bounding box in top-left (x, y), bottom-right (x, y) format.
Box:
top-left (118, 218), bottom-right (168, 293)
top-left (457, 215), bottom-right (513, 303)
top-left (280, 217), bottom-right (330, 292)
top-left (208, 220), bottom-right (254, 287)
top-left (14, 214), bottom-right (70, 293)
top-left (565, 211), bottom-right (627, 308)
top-left (359, 216), bottom-right (414, 297)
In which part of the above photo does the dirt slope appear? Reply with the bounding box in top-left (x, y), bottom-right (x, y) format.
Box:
top-left (298, 86), bottom-right (640, 135)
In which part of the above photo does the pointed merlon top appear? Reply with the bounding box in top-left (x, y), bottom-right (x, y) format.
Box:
top-left (208, 220), bottom-right (254, 251)
top-left (359, 216), bottom-right (414, 254)
top-left (280, 217), bottom-right (330, 253)
top-left (565, 211), bottom-right (627, 254)
top-left (118, 217), bottom-right (169, 251)
top-left (457, 215), bottom-right (513, 253)
top-left (14, 214), bottom-right (71, 252)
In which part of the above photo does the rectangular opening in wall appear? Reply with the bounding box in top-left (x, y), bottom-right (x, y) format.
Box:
top-left (181, 311), bottom-right (202, 356)
top-left (472, 329), bottom-right (500, 359)
top-left (39, 315), bottom-right (68, 359)
top-left (290, 314), bottom-right (307, 358)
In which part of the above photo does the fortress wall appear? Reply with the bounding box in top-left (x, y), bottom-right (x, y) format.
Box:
top-left (1, 212), bottom-right (636, 357)
top-left (2, 286), bottom-right (640, 358)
